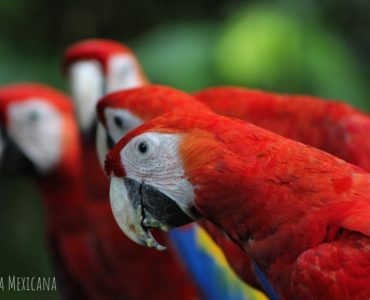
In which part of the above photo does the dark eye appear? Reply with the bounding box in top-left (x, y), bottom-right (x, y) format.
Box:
top-left (29, 111), bottom-right (40, 122)
top-left (114, 116), bottom-right (123, 128)
top-left (138, 141), bottom-right (148, 154)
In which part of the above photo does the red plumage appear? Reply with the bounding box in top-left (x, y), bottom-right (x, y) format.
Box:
top-left (0, 83), bottom-right (72, 124)
top-left (97, 85), bottom-right (212, 127)
top-left (0, 85), bottom-right (200, 299)
top-left (63, 39), bottom-right (131, 73)
top-left (194, 86), bottom-right (370, 171)
top-left (107, 111), bottom-right (370, 300)
top-left (62, 39), bottom-right (148, 82)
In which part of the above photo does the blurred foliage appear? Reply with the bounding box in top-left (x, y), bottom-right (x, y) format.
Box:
top-left (0, 0), bottom-right (368, 299)
top-left (133, 22), bottom-right (219, 91)
top-left (214, 4), bottom-right (369, 109)
top-left (0, 178), bottom-right (57, 299)
top-left (0, 42), bottom-right (64, 90)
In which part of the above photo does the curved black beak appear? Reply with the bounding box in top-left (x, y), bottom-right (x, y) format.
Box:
top-left (110, 177), bottom-right (195, 250)
top-left (82, 118), bottom-right (98, 144)
top-left (0, 126), bottom-right (5, 164)
top-left (141, 182), bottom-right (195, 228)
top-left (96, 122), bottom-right (115, 171)
top-left (106, 133), bottom-right (115, 150)
top-left (0, 130), bottom-right (37, 176)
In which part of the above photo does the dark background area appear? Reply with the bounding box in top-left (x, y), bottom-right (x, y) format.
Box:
top-left (0, 0), bottom-right (369, 299)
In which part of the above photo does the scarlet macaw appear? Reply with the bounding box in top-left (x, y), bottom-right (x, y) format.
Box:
top-left (96, 85), bottom-right (269, 300)
top-left (0, 83), bottom-right (200, 299)
top-left (105, 111), bottom-right (370, 300)
top-left (194, 86), bottom-right (370, 171)
top-left (62, 39), bottom-right (149, 202)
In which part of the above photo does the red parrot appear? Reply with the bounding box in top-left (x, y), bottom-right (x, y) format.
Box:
top-left (95, 85), bottom-right (212, 165)
top-left (0, 83), bottom-right (200, 300)
top-left (96, 85), bottom-right (266, 293)
top-left (62, 39), bottom-right (148, 202)
top-left (194, 86), bottom-right (370, 171)
top-left (105, 111), bottom-right (370, 300)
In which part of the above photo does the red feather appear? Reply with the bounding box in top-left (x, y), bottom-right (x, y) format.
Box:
top-left (194, 86), bottom-right (370, 171)
top-left (62, 39), bottom-right (132, 74)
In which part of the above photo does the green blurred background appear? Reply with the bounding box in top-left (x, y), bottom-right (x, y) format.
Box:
top-left (0, 0), bottom-right (369, 299)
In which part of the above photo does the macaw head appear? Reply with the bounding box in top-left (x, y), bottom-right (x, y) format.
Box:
top-left (0, 83), bottom-right (80, 176)
top-left (95, 85), bottom-right (212, 170)
top-left (62, 39), bottom-right (148, 136)
top-left (105, 112), bottom-right (234, 250)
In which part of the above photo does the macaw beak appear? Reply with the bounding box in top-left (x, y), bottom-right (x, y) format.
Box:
top-left (84, 118), bottom-right (98, 144)
top-left (0, 126), bottom-right (5, 164)
top-left (110, 176), bottom-right (194, 250)
top-left (68, 60), bottom-right (104, 136)
top-left (0, 129), bottom-right (37, 176)
top-left (96, 122), bottom-right (115, 170)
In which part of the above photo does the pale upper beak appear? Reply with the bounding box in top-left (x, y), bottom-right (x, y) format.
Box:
top-left (96, 122), bottom-right (113, 171)
top-left (110, 176), bottom-right (167, 250)
top-left (69, 60), bottom-right (104, 133)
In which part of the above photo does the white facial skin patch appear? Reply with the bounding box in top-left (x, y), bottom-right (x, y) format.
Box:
top-left (106, 54), bottom-right (144, 93)
top-left (69, 60), bottom-right (104, 131)
top-left (105, 108), bottom-right (143, 143)
top-left (96, 122), bottom-right (109, 170)
top-left (119, 132), bottom-right (196, 218)
top-left (96, 109), bottom-right (143, 171)
top-left (7, 99), bottom-right (63, 173)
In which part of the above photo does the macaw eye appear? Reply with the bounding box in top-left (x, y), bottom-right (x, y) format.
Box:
top-left (138, 141), bottom-right (148, 154)
top-left (114, 115), bottom-right (124, 128)
top-left (29, 111), bottom-right (40, 123)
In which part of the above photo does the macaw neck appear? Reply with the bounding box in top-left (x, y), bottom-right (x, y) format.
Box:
top-left (37, 166), bottom-right (86, 230)
top-left (80, 138), bottom-right (109, 202)
top-left (198, 220), bottom-right (261, 289)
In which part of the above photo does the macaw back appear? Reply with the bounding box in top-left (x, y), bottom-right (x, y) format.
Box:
top-left (194, 87), bottom-right (370, 171)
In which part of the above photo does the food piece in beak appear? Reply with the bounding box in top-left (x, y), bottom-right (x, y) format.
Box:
top-left (96, 123), bottom-right (115, 170)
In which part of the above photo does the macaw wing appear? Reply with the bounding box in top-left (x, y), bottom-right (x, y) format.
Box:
top-left (292, 231), bottom-right (370, 299)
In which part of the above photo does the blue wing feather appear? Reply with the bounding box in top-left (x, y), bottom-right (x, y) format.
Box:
top-left (169, 225), bottom-right (276, 300)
